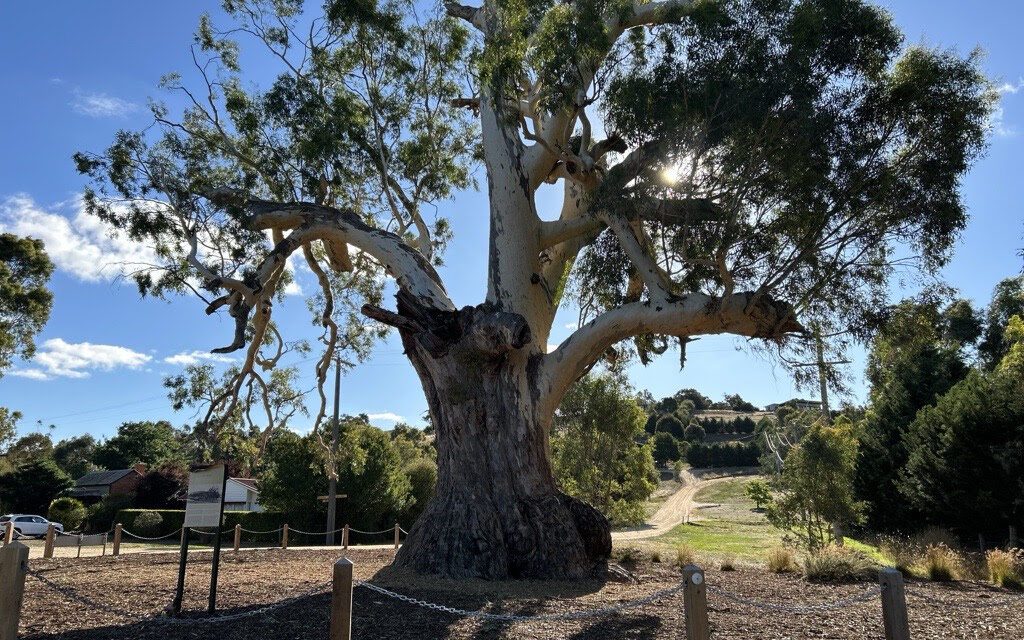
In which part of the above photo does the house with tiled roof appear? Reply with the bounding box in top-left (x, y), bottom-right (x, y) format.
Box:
top-left (66, 464), bottom-right (146, 502)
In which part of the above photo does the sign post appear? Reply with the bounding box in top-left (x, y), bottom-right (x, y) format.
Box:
top-left (172, 462), bottom-right (228, 615)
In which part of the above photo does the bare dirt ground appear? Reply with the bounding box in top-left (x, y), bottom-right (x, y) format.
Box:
top-left (614, 468), bottom-right (758, 541)
top-left (18, 547), bottom-right (1024, 639)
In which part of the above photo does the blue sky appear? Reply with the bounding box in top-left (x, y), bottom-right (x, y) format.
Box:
top-left (0, 1), bottom-right (1021, 443)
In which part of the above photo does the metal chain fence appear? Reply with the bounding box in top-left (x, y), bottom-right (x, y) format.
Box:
top-left (354, 579), bottom-right (687, 621)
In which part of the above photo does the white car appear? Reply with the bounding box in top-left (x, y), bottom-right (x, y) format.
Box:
top-left (0, 514), bottom-right (64, 538)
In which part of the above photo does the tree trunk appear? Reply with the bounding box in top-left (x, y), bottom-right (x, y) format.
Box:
top-left (390, 304), bottom-right (611, 579)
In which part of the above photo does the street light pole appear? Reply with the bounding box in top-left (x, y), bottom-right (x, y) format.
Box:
top-left (326, 354), bottom-right (342, 545)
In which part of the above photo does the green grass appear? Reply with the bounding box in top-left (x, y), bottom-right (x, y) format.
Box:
top-left (655, 518), bottom-right (781, 561)
top-left (645, 475), bottom-right (889, 565)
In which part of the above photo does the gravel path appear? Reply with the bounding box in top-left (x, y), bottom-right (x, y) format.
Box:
top-left (613, 468), bottom-right (757, 541)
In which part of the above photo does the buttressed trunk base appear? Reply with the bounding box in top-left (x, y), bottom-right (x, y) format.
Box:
top-left (390, 303), bottom-right (611, 579)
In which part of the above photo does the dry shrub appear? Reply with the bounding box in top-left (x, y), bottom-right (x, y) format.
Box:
top-left (803, 545), bottom-right (876, 582)
top-left (924, 544), bottom-right (961, 582)
top-left (616, 546), bottom-right (642, 564)
top-left (878, 535), bottom-right (919, 575)
top-left (720, 554), bottom-right (737, 571)
top-left (767, 546), bottom-right (798, 573)
top-left (675, 543), bottom-right (697, 568)
top-left (987, 549), bottom-right (1024, 588)
top-left (913, 527), bottom-right (958, 549)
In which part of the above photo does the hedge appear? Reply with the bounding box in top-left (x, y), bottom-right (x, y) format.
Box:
top-left (686, 441), bottom-right (761, 468)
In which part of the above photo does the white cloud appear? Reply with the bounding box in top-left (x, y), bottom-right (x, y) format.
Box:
top-left (367, 412), bottom-right (405, 423)
top-left (17, 338), bottom-right (151, 380)
top-left (0, 195), bottom-right (159, 283)
top-left (992, 105), bottom-right (1017, 138)
top-left (71, 91), bottom-right (139, 118)
top-left (547, 343), bottom-right (559, 353)
top-left (10, 369), bottom-right (50, 380)
top-left (997, 79), bottom-right (1024, 95)
top-left (993, 79), bottom-right (1024, 138)
top-left (163, 350), bottom-right (236, 366)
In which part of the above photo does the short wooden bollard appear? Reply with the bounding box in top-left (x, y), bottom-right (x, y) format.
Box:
top-left (43, 524), bottom-right (56, 559)
top-left (282, 524), bottom-right (289, 549)
top-left (879, 568), bottom-right (910, 640)
top-left (0, 541), bottom-right (29, 640)
top-left (112, 524), bottom-right (122, 557)
top-left (234, 524), bottom-right (242, 552)
top-left (342, 524), bottom-right (349, 550)
top-left (393, 523), bottom-right (400, 550)
top-left (330, 557), bottom-right (354, 640)
top-left (3, 522), bottom-right (12, 544)
top-left (682, 565), bottom-right (709, 640)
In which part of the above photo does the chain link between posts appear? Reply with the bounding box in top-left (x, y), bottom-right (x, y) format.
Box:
top-left (354, 579), bottom-right (687, 621)
top-left (120, 527), bottom-right (184, 541)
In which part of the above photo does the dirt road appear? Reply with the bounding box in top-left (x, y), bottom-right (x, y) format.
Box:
top-left (612, 467), bottom-right (756, 541)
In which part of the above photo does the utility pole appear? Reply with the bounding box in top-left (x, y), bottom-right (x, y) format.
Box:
top-left (326, 353), bottom-right (342, 546)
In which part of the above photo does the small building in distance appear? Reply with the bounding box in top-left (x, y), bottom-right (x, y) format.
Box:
top-left (66, 464), bottom-right (146, 503)
top-left (225, 477), bottom-right (262, 512)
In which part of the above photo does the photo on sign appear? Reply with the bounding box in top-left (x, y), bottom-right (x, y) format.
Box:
top-left (183, 464), bottom-right (227, 527)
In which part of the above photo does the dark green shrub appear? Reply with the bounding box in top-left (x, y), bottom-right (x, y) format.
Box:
top-left (48, 497), bottom-right (86, 530)
top-left (133, 510), bottom-right (164, 536)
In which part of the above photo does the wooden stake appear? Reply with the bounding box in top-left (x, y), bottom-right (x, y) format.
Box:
top-left (282, 524), bottom-right (289, 549)
top-left (44, 525), bottom-right (55, 559)
top-left (112, 524), bottom-right (122, 557)
top-left (234, 524), bottom-right (241, 552)
top-left (329, 557), bottom-right (353, 640)
top-left (3, 522), bottom-right (12, 544)
top-left (682, 565), bottom-right (709, 640)
top-left (0, 542), bottom-right (29, 640)
top-left (342, 524), bottom-right (349, 550)
top-left (879, 568), bottom-right (910, 640)
top-left (393, 523), bottom-right (400, 550)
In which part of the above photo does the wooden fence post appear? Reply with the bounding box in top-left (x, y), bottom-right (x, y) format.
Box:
top-left (0, 541), bottom-right (29, 640)
top-left (44, 525), bottom-right (56, 559)
top-left (234, 524), bottom-right (242, 552)
top-left (281, 524), bottom-right (289, 550)
top-left (330, 557), bottom-right (354, 640)
top-left (682, 564), bottom-right (709, 640)
top-left (879, 568), bottom-right (910, 640)
top-left (112, 524), bottom-right (122, 557)
top-left (393, 523), bottom-right (400, 550)
top-left (3, 522), bottom-right (12, 544)
top-left (342, 524), bottom-right (349, 550)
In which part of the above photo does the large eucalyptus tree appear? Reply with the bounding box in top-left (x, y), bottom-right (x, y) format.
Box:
top-left (77, 0), bottom-right (992, 578)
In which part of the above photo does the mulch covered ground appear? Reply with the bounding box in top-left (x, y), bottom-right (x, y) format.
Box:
top-left (19, 548), bottom-right (1024, 639)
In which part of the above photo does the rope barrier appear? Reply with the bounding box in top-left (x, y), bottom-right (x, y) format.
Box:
top-left (239, 526), bottom-right (284, 535)
top-left (121, 528), bottom-right (184, 541)
top-left (354, 579), bottom-right (687, 621)
top-left (286, 527), bottom-right (347, 536)
top-left (906, 586), bottom-right (1024, 609)
top-left (705, 583), bottom-right (883, 614)
top-left (347, 527), bottom-right (394, 535)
